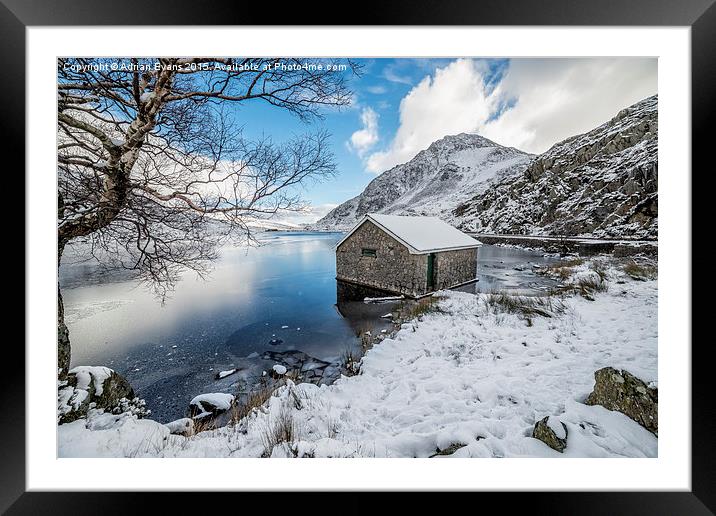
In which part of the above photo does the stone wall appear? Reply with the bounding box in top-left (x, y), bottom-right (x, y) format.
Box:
top-left (433, 248), bottom-right (478, 290)
top-left (336, 220), bottom-right (478, 297)
top-left (337, 220), bottom-right (427, 297)
top-left (472, 233), bottom-right (657, 256)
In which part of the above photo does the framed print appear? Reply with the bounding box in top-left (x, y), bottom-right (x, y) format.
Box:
top-left (5, 0), bottom-right (712, 512)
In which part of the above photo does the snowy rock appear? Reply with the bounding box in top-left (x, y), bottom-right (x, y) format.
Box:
top-left (585, 367), bottom-right (658, 434)
top-left (165, 417), bottom-right (195, 437)
top-left (215, 368), bottom-right (238, 380)
top-left (454, 95), bottom-right (657, 239)
top-left (429, 442), bottom-right (467, 457)
top-left (268, 364), bottom-right (288, 379)
top-left (58, 366), bottom-right (135, 424)
top-left (189, 393), bottom-right (235, 419)
top-left (532, 416), bottom-right (568, 452)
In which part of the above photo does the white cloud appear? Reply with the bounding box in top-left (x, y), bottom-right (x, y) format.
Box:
top-left (347, 107), bottom-right (379, 157)
top-left (481, 58), bottom-right (658, 154)
top-left (366, 59), bottom-right (496, 173)
top-left (366, 84), bottom-right (388, 95)
top-left (365, 58), bottom-right (657, 173)
top-left (383, 66), bottom-right (413, 85)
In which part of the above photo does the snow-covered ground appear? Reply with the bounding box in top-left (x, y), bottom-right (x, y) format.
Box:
top-left (58, 260), bottom-right (657, 458)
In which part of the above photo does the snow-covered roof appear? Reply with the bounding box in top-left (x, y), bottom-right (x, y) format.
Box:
top-left (337, 214), bottom-right (482, 254)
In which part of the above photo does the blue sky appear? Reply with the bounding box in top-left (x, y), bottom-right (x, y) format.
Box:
top-left (228, 58), bottom-right (657, 223)
top-left (231, 59), bottom-right (457, 209)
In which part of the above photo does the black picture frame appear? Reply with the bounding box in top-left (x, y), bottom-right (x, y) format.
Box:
top-left (5, 0), bottom-right (710, 513)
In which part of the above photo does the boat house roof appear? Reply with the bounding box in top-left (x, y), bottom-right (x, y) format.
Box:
top-left (336, 214), bottom-right (482, 254)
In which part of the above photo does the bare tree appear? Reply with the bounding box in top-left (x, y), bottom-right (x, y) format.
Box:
top-left (57, 57), bottom-right (358, 377)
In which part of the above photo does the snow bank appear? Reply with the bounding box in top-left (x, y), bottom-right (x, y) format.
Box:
top-left (59, 411), bottom-right (170, 458)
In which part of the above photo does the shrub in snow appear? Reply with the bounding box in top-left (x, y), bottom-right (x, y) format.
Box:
top-left (111, 397), bottom-right (151, 418)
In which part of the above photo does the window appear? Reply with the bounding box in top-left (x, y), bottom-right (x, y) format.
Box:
top-left (361, 248), bottom-right (377, 257)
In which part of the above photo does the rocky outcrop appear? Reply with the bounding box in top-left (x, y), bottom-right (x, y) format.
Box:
top-left (585, 367), bottom-right (658, 434)
top-left (454, 95), bottom-right (658, 239)
top-left (532, 415), bottom-right (568, 452)
top-left (57, 366), bottom-right (136, 424)
top-left (260, 350), bottom-right (341, 385)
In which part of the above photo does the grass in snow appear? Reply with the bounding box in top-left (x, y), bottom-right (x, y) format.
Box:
top-left (339, 347), bottom-right (361, 377)
top-left (482, 291), bottom-right (567, 326)
top-left (260, 405), bottom-right (298, 457)
top-left (229, 379), bottom-right (276, 425)
top-left (539, 257), bottom-right (585, 280)
top-left (623, 259), bottom-right (658, 281)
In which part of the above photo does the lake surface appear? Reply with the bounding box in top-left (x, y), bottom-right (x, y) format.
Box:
top-left (60, 232), bottom-right (559, 422)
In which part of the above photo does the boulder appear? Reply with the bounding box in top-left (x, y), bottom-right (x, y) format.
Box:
top-left (585, 367), bottom-right (658, 434)
top-left (533, 416), bottom-right (568, 452)
top-left (58, 366), bottom-right (135, 424)
top-left (165, 417), bottom-right (195, 437)
top-left (189, 393), bottom-right (235, 419)
top-left (268, 363), bottom-right (288, 379)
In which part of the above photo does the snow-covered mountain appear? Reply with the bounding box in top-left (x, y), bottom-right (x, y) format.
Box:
top-left (454, 95), bottom-right (658, 239)
top-left (313, 133), bottom-right (532, 230)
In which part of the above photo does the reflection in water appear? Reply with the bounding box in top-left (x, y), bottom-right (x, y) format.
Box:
top-left (335, 281), bottom-right (401, 338)
top-left (60, 233), bottom-right (559, 422)
top-left (61, 232), bottom-right (360, 422)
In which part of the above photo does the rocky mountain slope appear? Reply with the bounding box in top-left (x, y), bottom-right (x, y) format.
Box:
top-left (313, 133), bottom-right (531, 230)
top-left (454, 95), bottom-right (658, 239)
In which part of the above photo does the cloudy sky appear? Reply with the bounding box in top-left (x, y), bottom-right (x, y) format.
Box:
top-left (233, 58), bottom-right (657, 224)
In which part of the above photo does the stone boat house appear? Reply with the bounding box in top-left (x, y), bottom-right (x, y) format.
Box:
top-left (335, 214), bottom-right (481, 298)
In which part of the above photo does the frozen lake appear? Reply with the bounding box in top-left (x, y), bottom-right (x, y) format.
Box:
top-left (60, 231), bottom-right (559, 422)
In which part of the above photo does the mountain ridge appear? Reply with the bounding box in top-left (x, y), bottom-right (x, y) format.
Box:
top-left (454, 95), bottom-right (658, 239)
top-left (313, 132), bottom-right (532, 230)
top-left (314, 95), bottom-right (658, 239)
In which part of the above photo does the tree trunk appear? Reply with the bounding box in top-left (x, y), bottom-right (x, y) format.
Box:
top-left (58, 283), bottom-right (71, 379)
top-left (57, 236), bottom-right (70, 379)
